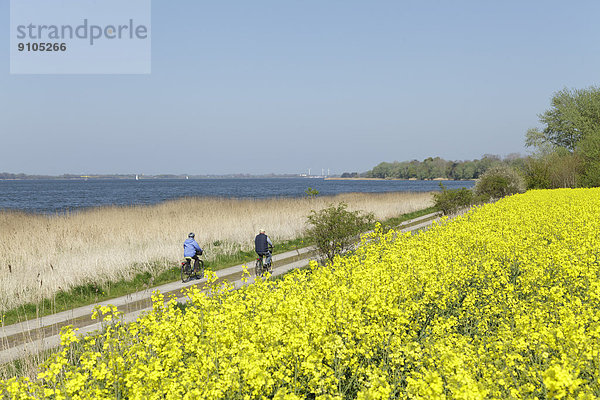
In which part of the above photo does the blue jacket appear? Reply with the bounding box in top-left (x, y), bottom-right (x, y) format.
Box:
top-left (183, 238), bottom-right (202, 257)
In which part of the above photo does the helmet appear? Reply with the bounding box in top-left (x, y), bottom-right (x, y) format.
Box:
top-left (259, 229), bottom-right (265, 234)
top-left (188, 232), bottom-right (195, 238)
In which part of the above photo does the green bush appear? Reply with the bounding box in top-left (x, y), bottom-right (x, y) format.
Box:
top-left (523, 156), bottom-right (552, 189)
top-left (304, 187), bottom-right (319, 198)
top-left (475, 165), bottom-right (525, 200)
top-left (523, 150), bottom-right (581, 190)
top-left (306, 203), bottom-right (374, 262)
top-left (433, 183), bottom-right (475, 215)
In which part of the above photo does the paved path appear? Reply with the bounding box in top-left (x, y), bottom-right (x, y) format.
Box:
top-left (0, 212), bottom-right (441, 364)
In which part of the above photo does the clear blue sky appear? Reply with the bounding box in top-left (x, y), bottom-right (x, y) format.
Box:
top-left (2, 0), bottom-right (600, 175)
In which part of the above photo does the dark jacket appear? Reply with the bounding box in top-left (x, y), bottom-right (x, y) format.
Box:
top-left (255, 233), bottom-right (271, 254)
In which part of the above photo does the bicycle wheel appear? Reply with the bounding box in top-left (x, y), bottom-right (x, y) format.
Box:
top-left (181, 263), bottom-right (187, 283)
top-left (195, 260), bottom-right (204, 279)
top-left (254, 258), bottom-right (263, 277)
top-left (182, 260), bottom-right (193, 283)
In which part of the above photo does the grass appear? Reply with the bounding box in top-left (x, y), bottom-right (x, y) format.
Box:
top-left (0, 348), bottom-right (56, 382)
top-left (379, 206), bottom-right (438, 231)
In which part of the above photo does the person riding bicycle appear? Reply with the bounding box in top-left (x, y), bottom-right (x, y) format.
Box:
top-left (254, 229), bottom-right (273, 267)
top-left (183, 232), bottom-right (203, 270)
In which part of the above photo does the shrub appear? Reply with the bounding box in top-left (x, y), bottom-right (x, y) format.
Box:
top-left (475, 165), bottom-right (525, 200)
top-left (306, 203), bottom-right (374, 262)
top-left (523, 156), bottom-right (552, 189)
top-left (433, 183), bottom-right (474, 215)
top-left (546, 149), bottom-right (580, 188)
top-left (523, 150), bottom-right (581, 189)
top-left (304, 187), bottom-right (319, 198)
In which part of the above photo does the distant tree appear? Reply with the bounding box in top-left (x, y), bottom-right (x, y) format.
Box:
top-left (364, 155), bottom-right (526, 181)
top-left (504, 153), bottom-right (527, 172)
top-left (368, 162), bottom-right (395, 179)
top-left (475, 155), bottom-right (501, 178)
top-left (456, 161), bottom-right (477, 180)
top-left (407, 161), bottom-right (419, 179)
top-left (447, 162), bottom-right (460, 180)
top-left (430, 157), bottom-right (449, 178)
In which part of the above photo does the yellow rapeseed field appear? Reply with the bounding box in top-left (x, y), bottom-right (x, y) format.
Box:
top-left (2, 188), bottom-right (599, 399)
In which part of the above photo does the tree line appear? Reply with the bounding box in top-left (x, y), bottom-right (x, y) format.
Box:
top-left (354, 85), bottom-right (600, 188)
top-left (359, 154), bottom-right (526, 180)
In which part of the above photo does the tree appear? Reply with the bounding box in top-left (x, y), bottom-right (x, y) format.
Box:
top-left (475, 155), bottom-right (501, 178)
top-left (527, 87), bottom-right (600, 151)
top-left (525, 86), bottom-right (600, 188)
top-left (306, 203), bottom-right (375, 262)
top-left (363, 156), bottom-right (527, 181)
top-left (368, 162), bottom-right (394, 179)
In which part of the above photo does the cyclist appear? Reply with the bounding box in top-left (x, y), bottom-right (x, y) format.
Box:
top-left (183, 232), bottom-right (203, 271)
top-left (254, 229), bottom-right (273, 267)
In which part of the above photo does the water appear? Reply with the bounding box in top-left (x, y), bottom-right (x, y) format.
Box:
top-left (0, 178), bottom-right (474, 214)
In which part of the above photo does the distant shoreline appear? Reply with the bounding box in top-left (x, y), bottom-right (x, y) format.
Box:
top-left (0, 175), bottom-right (309, 181)
top-left (325, 177), bottom-right (475, 181)
top-left (1, 175), bottom-right (477, 182)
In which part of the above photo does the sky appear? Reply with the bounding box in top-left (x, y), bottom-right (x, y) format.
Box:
top-left (1, 0), bottom-right (600, 176)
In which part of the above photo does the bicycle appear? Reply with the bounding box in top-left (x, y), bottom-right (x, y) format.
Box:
top-left (254, 246), bottom-right (273, 278)
top-left (181, 252), bottom-right (205, 283)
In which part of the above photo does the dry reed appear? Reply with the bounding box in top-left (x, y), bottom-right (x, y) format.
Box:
top-left (0, 192), bottom-right (433, 312)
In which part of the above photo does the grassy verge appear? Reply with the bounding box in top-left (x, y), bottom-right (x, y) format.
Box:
top-left (379, 206), bottom-right (437, 231)
top-left (0, 207), bottom-right (437, 327)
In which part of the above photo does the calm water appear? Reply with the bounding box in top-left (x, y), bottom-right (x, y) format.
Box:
top-left (0, 178), bottom-right (474, 214)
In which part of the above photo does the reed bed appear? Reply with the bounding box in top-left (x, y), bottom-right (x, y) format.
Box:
top-left (0, 192), bottom-right (433, 312)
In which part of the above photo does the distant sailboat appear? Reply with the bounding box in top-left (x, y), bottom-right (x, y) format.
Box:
top-left (135, 174), bottom-right (139, 181)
